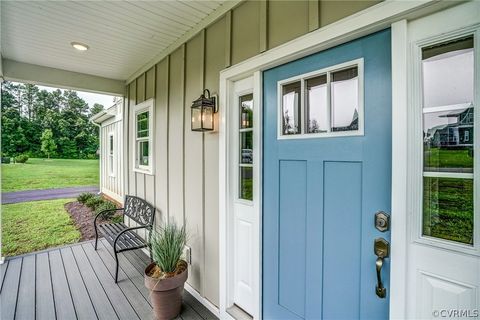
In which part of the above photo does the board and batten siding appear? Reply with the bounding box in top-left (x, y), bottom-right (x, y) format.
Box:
top-left (124, 0), bottom-right (380, 307)
top-left (99, 103), bottom-right (124, 203)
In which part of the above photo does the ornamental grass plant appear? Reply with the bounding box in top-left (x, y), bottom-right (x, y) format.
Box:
top-left (149, 223), bottom-right (187, 278)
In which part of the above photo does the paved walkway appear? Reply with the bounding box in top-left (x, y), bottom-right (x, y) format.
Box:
top-left (2, 186), bottom-right (99, 204)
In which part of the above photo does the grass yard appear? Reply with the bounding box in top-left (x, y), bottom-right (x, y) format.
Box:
top-left (423, 177), bottom-right (473, 244)
top-left (1, 158), bottom-right (99, 192)
top-left (1, 198), bottom-right (80, 257)
top-left (424, 147), bottom-right (473, 169)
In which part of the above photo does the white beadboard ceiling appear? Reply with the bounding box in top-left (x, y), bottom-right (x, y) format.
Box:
top-left (1, 0), bottom-right (229, 81)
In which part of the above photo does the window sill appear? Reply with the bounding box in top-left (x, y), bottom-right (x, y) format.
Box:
top-left (133, 167), bottom-right (154, 176)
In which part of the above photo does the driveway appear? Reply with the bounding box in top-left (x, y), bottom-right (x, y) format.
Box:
top-left (2, 186), bottom-right (99, 204)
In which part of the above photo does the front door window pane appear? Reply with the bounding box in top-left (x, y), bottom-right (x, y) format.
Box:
top-left (240, 167), bottom-right (253, 201)
top-left (306, 75), bottom-right (328, 133)
top-left (282, 81), bottom-right (301, 135)
top-left (331, 67), bottom-right (359, 132)
top-left (240, 131), bottom-right (253, 164)
top-left (240, 94), bottom-right (254, 129)
top-left (423, 177), bottom-right (473, 245)
top-left (423, 110), bottom-right (473, 173)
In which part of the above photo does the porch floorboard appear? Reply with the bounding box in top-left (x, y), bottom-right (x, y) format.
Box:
top-left (0, 240), bottom-right (217, 320)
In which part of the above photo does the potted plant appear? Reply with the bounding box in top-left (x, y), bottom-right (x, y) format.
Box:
top-left (144, 223), bottom-right (188, 320)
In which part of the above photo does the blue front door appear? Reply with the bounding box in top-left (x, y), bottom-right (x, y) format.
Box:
top-left (263, 30), bottom-right (392, 319)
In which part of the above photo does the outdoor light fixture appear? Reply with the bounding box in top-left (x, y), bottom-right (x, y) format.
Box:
top-left (71, 42), bottom-right (89, 51)
top-left (191, 89), bottom-right (217, 132)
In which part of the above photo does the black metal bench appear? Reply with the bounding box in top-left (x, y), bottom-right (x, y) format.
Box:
top-left (94, 195), bottom-right (155, 282)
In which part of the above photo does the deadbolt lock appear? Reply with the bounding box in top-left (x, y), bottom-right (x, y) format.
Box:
top-left (375, 211), bottom-right (390, 232)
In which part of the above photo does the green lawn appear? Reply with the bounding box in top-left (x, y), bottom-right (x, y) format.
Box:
top-left (423, 177), bottom-right (473, 245)
top-left (1, 158), bottom-right (99, 192)
top-left (1, 198), bottom-right (80, 257)
top-left (424, 148), bottom-right (473, 169)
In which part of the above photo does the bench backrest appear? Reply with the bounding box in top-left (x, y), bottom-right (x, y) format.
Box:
top-left (124, 195), bottom-right (155, 227)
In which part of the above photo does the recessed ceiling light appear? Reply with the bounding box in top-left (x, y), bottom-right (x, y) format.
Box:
top-left (71, 42), bottom-right (89, 51)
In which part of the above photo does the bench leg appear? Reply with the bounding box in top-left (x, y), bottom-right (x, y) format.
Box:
top-left (114, 249), bottom-right (119, 283)
top-left (94, 226), bottom-right (99, 250)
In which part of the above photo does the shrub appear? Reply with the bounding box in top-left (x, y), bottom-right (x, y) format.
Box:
top-left (151, 223), bottom-right (187, 273)
top-left (84, 196), bottom-right (104, 210)
top-left (110, 215), bottom-right (124, 223)
top-left (77, 192), bottom-right (95, 204)
top-left (1, 157), bottom-right (11, 164)
top-left (14, 154), bottom-right (29, 163)
top-left (95, 201), bottom-right (117, 218)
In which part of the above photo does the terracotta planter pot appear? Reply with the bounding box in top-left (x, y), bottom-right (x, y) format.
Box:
top-left (144, 262), bottom-right (188, 320)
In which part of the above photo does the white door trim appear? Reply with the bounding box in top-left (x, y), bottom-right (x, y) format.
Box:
top-left (219, 1), bottom-right (455, 319)
top-left (390, 19), bottom-right (409, 320)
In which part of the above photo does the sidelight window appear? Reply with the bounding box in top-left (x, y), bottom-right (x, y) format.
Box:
top-left (421, 36), bottom-right (475, 245)
top-left (278, 59), bottom-right (363, 139)
top-left (239, 93), bottom-right (254, 201)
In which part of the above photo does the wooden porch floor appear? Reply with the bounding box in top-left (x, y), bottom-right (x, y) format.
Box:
top-left (0, 239), bottom-right (217, 320)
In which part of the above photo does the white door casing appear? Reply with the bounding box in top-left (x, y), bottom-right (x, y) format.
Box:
top-left (402, 2), bottom-right (480, 318)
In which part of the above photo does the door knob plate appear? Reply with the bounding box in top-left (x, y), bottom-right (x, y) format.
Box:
top-left (374, 237), bottom-right (389, 259)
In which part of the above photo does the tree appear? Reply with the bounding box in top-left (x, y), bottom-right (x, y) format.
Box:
top-left (1, 81), bottom-right (103, 159)
top-left (41, 129), bottom-right (57, 159)
top-left (90, 103), bottom-right (104, 116)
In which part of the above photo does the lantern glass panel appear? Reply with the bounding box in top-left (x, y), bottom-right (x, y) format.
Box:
top-left (203, 105), bottom-right (214, 130)
top-left (191, 106), bottom-right (202, 131)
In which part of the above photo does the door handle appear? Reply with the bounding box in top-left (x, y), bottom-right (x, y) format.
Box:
top-left (374, 238), bottom-right (389, 298)
top-left (375, 257), bottom-right (386, 298)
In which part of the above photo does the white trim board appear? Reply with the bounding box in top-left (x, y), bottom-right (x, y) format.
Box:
top-left (3, 59), bottom-right (124, 95)
top-left (218, 1), bottom-right (459, 319)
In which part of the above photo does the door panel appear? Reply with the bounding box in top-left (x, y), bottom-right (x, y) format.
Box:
top-left (404, 3), bottom-right (480, 318)
top-left (263, 29), bottom-right (392, 319)
top-left (229, 77), bottom-right (257, 316)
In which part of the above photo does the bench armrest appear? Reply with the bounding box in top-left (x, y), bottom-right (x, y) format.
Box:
top-left (113, 225), bottom-right (151, 249)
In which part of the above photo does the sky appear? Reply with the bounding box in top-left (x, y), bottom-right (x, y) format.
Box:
top-left (32, 83), bottom-right (116, 109)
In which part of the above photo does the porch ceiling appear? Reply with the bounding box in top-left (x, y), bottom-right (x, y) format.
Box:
top-left (1, 0), bottom-right (229, 81)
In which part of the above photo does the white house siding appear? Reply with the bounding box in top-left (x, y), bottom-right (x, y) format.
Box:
top-left (98, 103), bottom-right (124, 203)
top-left (122, 0), bottom-right (380, 307)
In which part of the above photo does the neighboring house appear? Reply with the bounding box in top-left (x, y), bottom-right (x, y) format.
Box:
top-left (1, 1), bottom-right (479, 319)
top-left (426, 105), bottom-right (474, 148)
top-left (90, 98), bottom-right (124, 203)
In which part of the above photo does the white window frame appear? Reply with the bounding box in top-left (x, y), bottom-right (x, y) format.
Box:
top-left (409, 26), bottom-right (480, 256)
top-left (132, 99), bottom-right (155, 175)
top-left (276, 58), bottom-right (364, 140)
top-left (108, 132), bottom-right (115, 177)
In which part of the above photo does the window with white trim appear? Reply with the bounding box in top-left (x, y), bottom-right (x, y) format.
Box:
top-left (421, 36), bottom-right (474, 245)
top-left (133, 99), bottom-right (154, 174)
top-left (108, 133), bottom-right (114, 176)
top-left (278, 59), bottom-right (363, 139)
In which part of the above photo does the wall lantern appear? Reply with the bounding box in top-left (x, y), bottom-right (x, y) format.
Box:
top-left (191, 89), bottom-right (217, 132)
